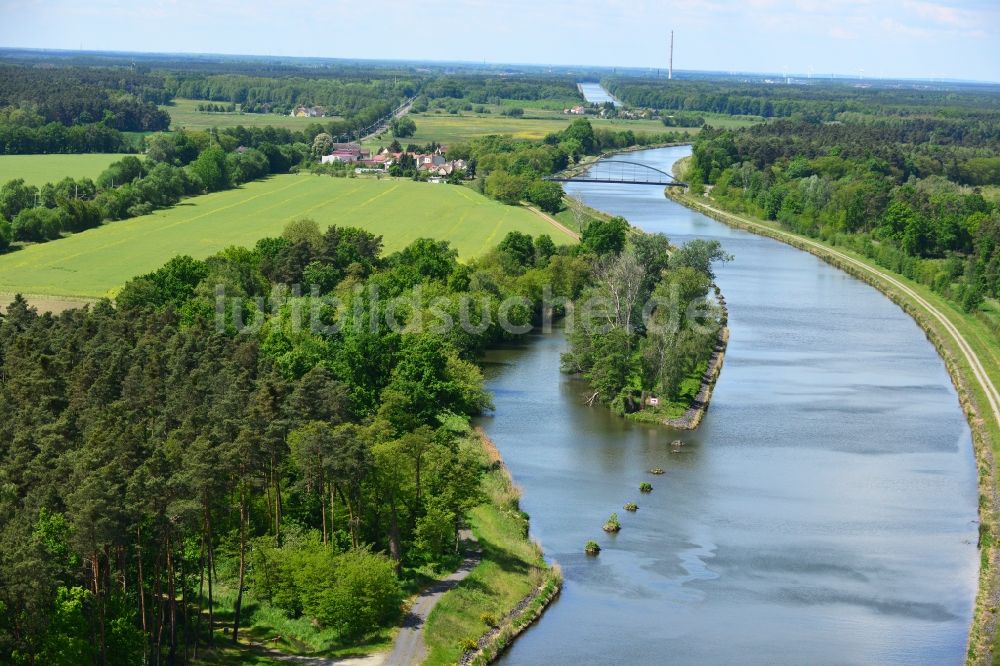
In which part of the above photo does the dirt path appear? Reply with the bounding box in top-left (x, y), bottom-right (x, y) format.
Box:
top-left (0, 293), bottom-right (97, 314)
top-left (687, 198), bottom-right (1000, 428)
top-left (522, 204), bottom-right (580, 241)
top-left (383, 529), bottom-right (481, 666)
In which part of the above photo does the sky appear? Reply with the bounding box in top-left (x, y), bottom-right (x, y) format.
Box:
top-left (0, 0), bottom-right (998, 82)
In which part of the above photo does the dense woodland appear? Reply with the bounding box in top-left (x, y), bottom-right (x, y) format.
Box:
top-left (0, 214), bottom-right (611, 664)
top-left (687, 115), bottom-right (1000, 312)
top-left (605, 77), bottom-right (1000, 122)
top-left (0, 60), bottom-right (419, 155)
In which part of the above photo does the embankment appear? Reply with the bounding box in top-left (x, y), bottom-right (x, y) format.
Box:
top-left (422, 429), bottom-right (562, 666)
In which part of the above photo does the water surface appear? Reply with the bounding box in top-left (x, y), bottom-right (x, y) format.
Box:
top-left (578, 82), bottom-right (619, 106)
top-left (478, 146), bottom-right (978, 665)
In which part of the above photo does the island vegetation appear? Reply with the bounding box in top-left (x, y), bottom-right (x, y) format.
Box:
top-left (560, 217), bottom-right (729, 418)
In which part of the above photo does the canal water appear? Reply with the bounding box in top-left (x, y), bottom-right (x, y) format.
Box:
top-left (478, 145), bottom-right (979, 665)
top-left (578, 82), bottom-right (619, 106)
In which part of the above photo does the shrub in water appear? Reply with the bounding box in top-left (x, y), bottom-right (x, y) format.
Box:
top-left (585, 540), bottom-right (601, 555)
top-left (603, 513), bottom-right (621, 533)
top-left (624, 502), bottom-right (638, 512)
top-left (640, 482), bottom-right (653, 493)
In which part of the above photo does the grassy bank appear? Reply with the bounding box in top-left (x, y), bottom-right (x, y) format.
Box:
top-left (423, 431), bottom-right (561, 666)
top-left (667, 162), bottom-right (1000, 665)
top-left (0, 174), bottom-right (573, 299)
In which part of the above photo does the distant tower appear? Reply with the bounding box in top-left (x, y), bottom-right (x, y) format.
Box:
top-left (669, 31), bottom-right (674, 80)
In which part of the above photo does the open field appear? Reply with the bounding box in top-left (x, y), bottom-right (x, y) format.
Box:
top-left (0, 174), bottom-right (574, 299)
top-left (364, 109), bottom-right (760, 148)
top-left (0, 153), bottom-right (133, 187)
top-left (162, 98), bottom-right (341, 131)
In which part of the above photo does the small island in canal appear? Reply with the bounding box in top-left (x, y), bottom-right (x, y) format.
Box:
top-left (560, 215), bottom-right (730, 428)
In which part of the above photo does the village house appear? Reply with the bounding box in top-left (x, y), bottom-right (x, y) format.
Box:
top-left (320, 144), bottom-right (372, 165)
top-left (290, 105), bottom-right (326, 118)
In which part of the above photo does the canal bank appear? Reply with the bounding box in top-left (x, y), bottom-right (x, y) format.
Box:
top-left (478, 145), bottom-right (978, 665)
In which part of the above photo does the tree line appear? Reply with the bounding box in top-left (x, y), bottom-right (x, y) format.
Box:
top-left (0, 129), bottom-right (302, 252)
top-left (605, 77), bottom-right (1000, 123)
top-left (449, 118), bottom-right (688, 214)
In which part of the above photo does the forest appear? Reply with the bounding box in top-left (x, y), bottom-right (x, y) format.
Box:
top-left (605, 77), bottom-right (1000, 122)
top-left (0, 214), bottom-right (595, 664)
top-left (685, 116), bottom-right (1000, 313)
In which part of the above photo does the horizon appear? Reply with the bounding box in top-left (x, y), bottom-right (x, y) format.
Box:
top-left (4, 46), bottom-right (1000, 88)
top-left (0, 0), bottom-right (997, 83)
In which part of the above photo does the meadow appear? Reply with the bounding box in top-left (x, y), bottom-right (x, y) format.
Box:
top-left (161, 98), bottom-right (341, 131)
top-left (364, 107), bottom-right (760, 148)
top-left (0, 153), bottom-right (133, 187)
top-left (0, 174), bottom-right (572, 299)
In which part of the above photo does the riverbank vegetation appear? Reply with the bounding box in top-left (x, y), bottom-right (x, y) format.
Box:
top-left (422, 433), bottom-right (558, 666)
top-left (561, 217), bottom-right (729, 417)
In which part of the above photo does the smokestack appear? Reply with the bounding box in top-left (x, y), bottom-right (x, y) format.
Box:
top-left (669, 31), bottom-right (674, 80)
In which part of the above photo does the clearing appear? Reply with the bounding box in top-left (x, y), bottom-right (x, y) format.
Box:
top-left (363, 109), bottom-right (760, 148)
top-left (162, 98), bottom-right (343, 131)
top-left (0, 175), bottom-right (573, 299)
top-left (0, 153), bottom-right (133, 187)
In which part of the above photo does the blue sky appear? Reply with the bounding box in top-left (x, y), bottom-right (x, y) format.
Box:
top-left (1, 0), bottom-right (998, 82)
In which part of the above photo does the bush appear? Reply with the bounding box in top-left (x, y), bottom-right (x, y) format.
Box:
top-left (484, 171), bottom-right (530, 205)
top-left (392, 116), bottom-right (417, 138)
top-left (311, 548), bottom-right (403, 639)
top-left (602, 513), bottom-right (621, 533)
top-left (623, 502), bottom-right (638, 512)
top-left (584, 540), bottom-right (601, 555)
top-left (639, 482), bottom-right (653, 493)
top-left (0, 219), bottom-right (11, 251)
top-left (526, 180), bottom-right (564, 214)
top-left (12, 206), bottom-right (66, 242)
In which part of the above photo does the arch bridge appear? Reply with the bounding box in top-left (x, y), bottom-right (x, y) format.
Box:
top-left (546, 159), bottom-right (686, 187)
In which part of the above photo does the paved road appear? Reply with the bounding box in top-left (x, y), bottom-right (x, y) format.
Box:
top-left (688, 198), bottom-right (1000, 429)
top-left (384, 529), bottom-right (481, 666)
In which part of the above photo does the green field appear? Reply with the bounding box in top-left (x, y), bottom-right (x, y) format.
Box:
top-left (365, 108), bottom-right (760, 148)
top-left (162, 98), bottom-right (341, 131)
top-left (0, 175), bottom-right (572, 299)
top-left (0, 153), bottom-right (133, 187)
